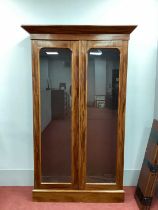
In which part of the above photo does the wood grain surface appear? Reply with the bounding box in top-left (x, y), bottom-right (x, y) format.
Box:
top-left (24, 25), bottom-right (136, 202)
top-left (33, 189), bottom-right (124, 202)
top-left (22, 25), bottom-right (136, 34)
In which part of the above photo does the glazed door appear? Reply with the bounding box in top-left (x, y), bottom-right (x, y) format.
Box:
top-left (32, 40), bottom-right (79, 189)
top-left (79, 40), bottom-right (127, 190)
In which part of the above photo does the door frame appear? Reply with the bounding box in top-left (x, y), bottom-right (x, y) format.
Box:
top-left (79, 40), bottom-right (128, 190)
top-left (32, 40), bottom-right (79, 189)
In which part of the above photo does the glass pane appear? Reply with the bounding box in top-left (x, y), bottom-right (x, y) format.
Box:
top-left (40, 48), bottom-right (72, 183)
top-left (86, 48), bottom-right (120, 183)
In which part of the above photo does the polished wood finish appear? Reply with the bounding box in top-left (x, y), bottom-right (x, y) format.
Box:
top-left (135, 119), bottom-right (158, 209)
top-left (71, 41), bottom-right (79, 189)
top-left (22, 25), bottom-right (136, 202)
top-left (33, 189), bottom-right (124, 202)
top-left (22, 25), bottom-right (136, 34)
top-left (138, 164), bottom-right (157, 197)
top-left (83, 40), bottom-right (128, 190)
top-left (30, 34), bottom-right (130, 41)
top-left (32, 40), bottom-right (79, 190)
top-left (116, 41), bottom-right (128, 187)
top-left (32, 40), bottom-right (41, 189)
top-left (79, 41), bottom-right (87, 190)
top-left (145, 119), bottom-right (158, 165)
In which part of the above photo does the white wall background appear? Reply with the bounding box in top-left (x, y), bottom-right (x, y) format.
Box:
top-left (0, 0), bottom-right (158, 186)
top-left (154, 41), bottom-right (158, 119)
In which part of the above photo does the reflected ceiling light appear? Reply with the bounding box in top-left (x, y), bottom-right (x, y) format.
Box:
top-left (90, 50), bottom-right (102, 56)
top-left (46, 52), bottom-right (59, 55)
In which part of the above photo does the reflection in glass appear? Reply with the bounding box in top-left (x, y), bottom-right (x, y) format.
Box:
top-left (87, 48), bottom-right (120, 183)
top-left (40, 48), bottom-right (72, 183)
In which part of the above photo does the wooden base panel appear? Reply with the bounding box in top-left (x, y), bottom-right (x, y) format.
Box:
top-left (32, 189), bottom-right (125, 202)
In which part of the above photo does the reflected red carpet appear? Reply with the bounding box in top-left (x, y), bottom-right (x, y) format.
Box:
top-left (0, 187), bottom-right (157, 210)
top-left (42, 107), bottom-right (117, 182)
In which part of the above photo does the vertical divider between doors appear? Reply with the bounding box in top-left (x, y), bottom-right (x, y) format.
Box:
top-left (79, 41), bottom-right (87, 189)
top-left (71, 41), bottom-right (80, 189)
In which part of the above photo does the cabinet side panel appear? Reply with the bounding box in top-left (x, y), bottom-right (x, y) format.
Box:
top-left (32, 40), bottom-right (41, 188)
top-left (116, 41), bottom-right (128, 187)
